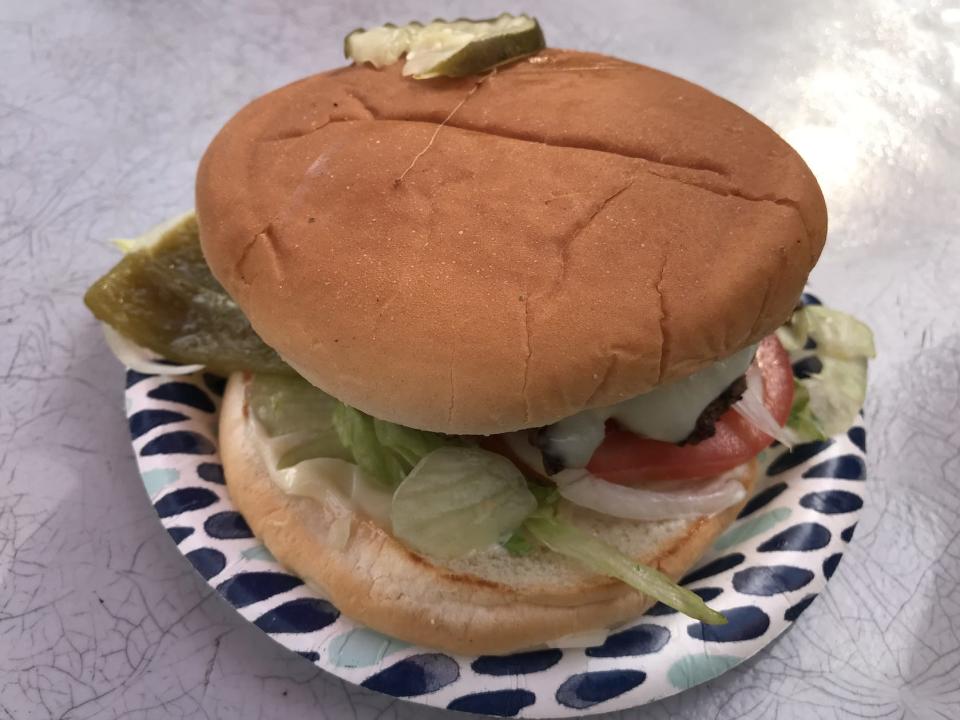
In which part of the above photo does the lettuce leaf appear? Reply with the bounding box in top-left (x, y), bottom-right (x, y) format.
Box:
top-left (785, 381), bottom-right (828, 443)
top-left (248, 374), bottom-right (353, 467)
top-left (777, 305), bottom-right (876, 443)
top-left (391, 447), bottom-right (537, 558)
top-left (501, 482), bottom-right (558, 555)
top-left (504, 485), bottom-right (727, 623)
top-left (373, 418), bottom-right (448, 467)
top-left (501, 528), bottom-right (537, 556)
top-left (802, 305), bottom-right (876, 359)
top-left (801, 355), bottom-right (871, 437)
top-left (332, 405), bottom-right (430, 488)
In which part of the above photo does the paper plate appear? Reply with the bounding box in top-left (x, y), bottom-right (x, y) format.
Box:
top-left (125, 303), bottom-right (866, 717)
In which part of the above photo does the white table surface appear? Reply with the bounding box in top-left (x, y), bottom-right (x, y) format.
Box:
top-left (2, 1), bottom-right (959, 717)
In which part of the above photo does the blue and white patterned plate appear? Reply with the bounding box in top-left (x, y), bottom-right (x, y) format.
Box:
top-left (125, 300), bottom-right (867, 717)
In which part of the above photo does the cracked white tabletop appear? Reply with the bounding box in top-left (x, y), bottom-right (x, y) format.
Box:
top-left (1, 1), bottom-right (958, 718)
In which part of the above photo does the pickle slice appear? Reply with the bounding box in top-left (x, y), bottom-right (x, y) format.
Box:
top-left (84, 213), bottom-right (291, 376)
top-left (344, 13), bottom-right (545, 79)
top-left (343, 22), bottom-right (422, 69)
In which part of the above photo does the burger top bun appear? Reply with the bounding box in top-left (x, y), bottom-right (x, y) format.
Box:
top-left (197, 49), bottom-right (826, 435)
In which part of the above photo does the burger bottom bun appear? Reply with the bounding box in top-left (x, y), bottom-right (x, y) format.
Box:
top-left (220, 372), bottom-right (758, 655)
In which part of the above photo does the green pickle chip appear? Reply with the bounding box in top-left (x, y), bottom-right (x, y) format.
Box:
top-left (83, 214), bottom-right (291, 376)
top-left (345, 13), bottom-right (546, 79)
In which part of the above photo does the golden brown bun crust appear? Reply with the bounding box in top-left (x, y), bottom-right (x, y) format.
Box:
top-left (198, 50), bottom-right (827, 434)
top-left (220, 373), bottom-right (759, 655)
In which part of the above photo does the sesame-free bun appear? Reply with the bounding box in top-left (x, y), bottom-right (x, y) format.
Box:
top-left (220, 372), bottom-right (758, 655)
top-left (198, 49), bottom-right (826, 435)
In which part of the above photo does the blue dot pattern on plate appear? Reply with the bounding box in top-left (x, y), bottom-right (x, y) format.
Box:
top-left (586, 624), bottom-right (670, 657)
top-left (766, 440), bottom-right (834, 476)
top-left (361, 653), bottom-right (459, 697)
top-left (784, 594), bottom-right (818, 621)
top-left (216, 572), bottom-right (303, 608)
top-left (204, 511), bottom-right (253, 539)
top-left (841, 523), bottom-right (858, 543)
top-left (126, 369), bottom-right (153, 388)
top-left (154, 487), bottom-right (218, 518)
top-left (197, 462), bottom-right (225, 484)
top-left (448, 689), bottom-right (537, 716)
top-left (472, 649), bottom-right (563, 676)
top-left (148, 382), bottom-right (216, 412)
top-left (129, 409), bottom-right (189, 439)
top-left (141, 430), bottom-right (215, 456)
top-left (186, 547), bottom-right (226, 580)
top-left (801, 490), bottom-right (863, 514)
top-left (802, 455), bottom-right (866, 480)
top-left (166, 526), bottom-right (193, 544)
top-left (254, 598), bottom-right (339, 633)
top-left (732, 566), bottom-right (815, 595)
top-left (124, 324), bottom-right (868, 717)
top-left (687, 606), bottom-right (770, 642)
top-left (848, 426), bottom-right (866, 452)
top-left (680, 553), bottom-right (745, 584)
top-left (737, 482), bottom-right (788, 518)
top-left (823, 553), bottom-right (843, 579)
top-left (757, 522), bottom-right (831, 552)
top-left (556, 670), bottom-right (646, 709)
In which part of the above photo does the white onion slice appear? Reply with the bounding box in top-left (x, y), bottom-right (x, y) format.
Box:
top-left (553, 468), bottom-right (746, 521)
top-left (101, 324), bottom-right (204, 375)
top-left (733, 362), bottom-right (793, 449)
top-left (506, 429), bottom-right (748, 521)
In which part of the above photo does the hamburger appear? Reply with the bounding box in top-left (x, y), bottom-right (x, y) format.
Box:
top-left (85, 15), bottom-right (875, 655)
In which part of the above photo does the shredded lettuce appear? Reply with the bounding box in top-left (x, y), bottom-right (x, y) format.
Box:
top-left (332, 404), bottom-right (450, 488)
top-left (527, 482), bottom-right (560, 510)
top-left (391, 447), bottom-right (537, 558)
top-left (501, 483), bottom-right (557, 555)
top-left (501, 528), bottom-right (537, 556)
top-left (504, 485), bottom-right (727, 623)
top-left (786, 382), bottom-right (827, 442)
top-left (777, 305), bottom-right (876, 443)
top-left (524, 515), bottom-right (727, 624)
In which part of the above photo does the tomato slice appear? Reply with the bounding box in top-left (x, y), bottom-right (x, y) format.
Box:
top-left (586, 335), bottom-right (794, 484)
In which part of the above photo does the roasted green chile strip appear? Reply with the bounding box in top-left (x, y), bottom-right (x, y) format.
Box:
top-left (84, 214), bottom-right (291, 376)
